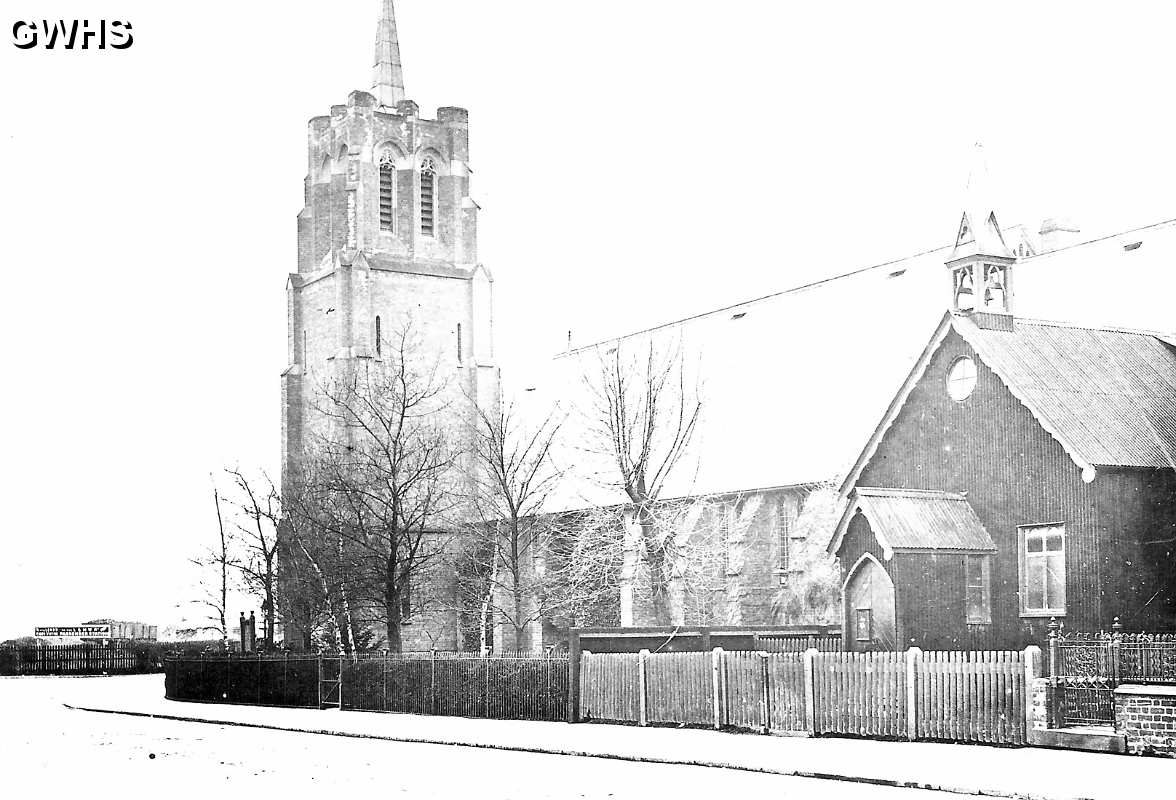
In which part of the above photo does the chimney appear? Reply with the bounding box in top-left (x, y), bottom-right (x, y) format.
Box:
top-left (1038, 218), bottom-right (1081, 253)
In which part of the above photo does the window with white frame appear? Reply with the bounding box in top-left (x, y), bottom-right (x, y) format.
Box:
top-left (1019, 524), bottom-right (1065, 616)
top-left (965, 554), bottom-right (992, 624)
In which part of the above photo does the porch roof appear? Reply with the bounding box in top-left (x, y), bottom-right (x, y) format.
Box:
top-left (831, 487), bottom-right (997, 558)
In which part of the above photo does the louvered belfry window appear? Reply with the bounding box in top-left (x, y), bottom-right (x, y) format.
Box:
top-left (420, 157), bottom-right (437, 237)
top-left (379, 151), bottom-right (396, 233)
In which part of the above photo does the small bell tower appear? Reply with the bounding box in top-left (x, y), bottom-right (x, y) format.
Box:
top-left (945, 144), bottom-right (1015, 315)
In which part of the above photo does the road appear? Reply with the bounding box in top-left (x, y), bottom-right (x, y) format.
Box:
top-left (1, 677), bottom-right (986, 799)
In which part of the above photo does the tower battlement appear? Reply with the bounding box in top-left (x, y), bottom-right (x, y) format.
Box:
top-left (280, 0), bottom-right (501, 651)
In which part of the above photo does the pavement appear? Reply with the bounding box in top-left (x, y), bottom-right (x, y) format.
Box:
top-left (59, 675), bottom-right (1173, 800)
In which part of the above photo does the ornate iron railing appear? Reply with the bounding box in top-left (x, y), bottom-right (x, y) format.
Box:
top-left (1048, 619), bottom-right (1176, 728)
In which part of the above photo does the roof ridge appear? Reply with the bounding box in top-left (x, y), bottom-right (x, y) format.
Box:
top-left (559, 214), bottom-right (1176, 358)
top-left (1008, 315), bottom-right (1176, 338)
top-left (856, 487), bottom-right (967, 499)
top-left (1021, 216), bottom-right (1176, 261)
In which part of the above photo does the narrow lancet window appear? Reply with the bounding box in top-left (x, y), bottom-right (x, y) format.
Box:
top-left (375, 315), bottom-right (383, 356)
top-left (456, 322), bottom-right (462, 363)
top-left (420, 157), bottom-right (437, 237)
top-left (379, 151), bottom-right (396, 233)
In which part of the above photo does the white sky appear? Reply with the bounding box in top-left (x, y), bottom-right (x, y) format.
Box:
top-left (2, 1), bottom-right (1175, 640)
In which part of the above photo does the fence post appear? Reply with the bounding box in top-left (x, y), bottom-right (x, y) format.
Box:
top-left (1110, 616), bottom-right (1122, 689)
top-left (430, 649), bottom-right (437, 716)
top-left (759, 651), bottom-right (770, 735)
top-left (1047, 617), bottom-right (1061, 729)
top-left (1025, 644), bottom-right (1042, 739)
top-left (638, 649), bottom-right (649, 727)
top-left (338, 652), bottom-right (344, 710)
top-left (382, 650), bottom-right (389, 712)
top-left (567, 630), bottom-right (581, 724)
top-left (803, 648), bottom-right (817, 736)
top-left (905, 647), bottom-right (921, 741)
top-left (484, 655), bottom-right (491, 718)
top-left (316, 652), bottom-right (323, 708)
top-left (711, 647), bottom-right (723, 729)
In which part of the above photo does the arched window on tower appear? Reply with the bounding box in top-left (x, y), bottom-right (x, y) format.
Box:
top-left (379, 151), bottom-right (396, 233)
top-left (375, 315), bottom-right (383, 357)
top-left (420, 156), bottom-right (437, 237)
top-left (456, 323), bottom-right (462, 363)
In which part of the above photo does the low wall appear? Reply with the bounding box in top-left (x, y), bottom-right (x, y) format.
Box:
top-left (1114, 685), bottom-right (1176, 757)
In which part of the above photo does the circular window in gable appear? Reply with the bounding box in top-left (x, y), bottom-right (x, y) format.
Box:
top-left (947, 356), bottom-right (977, 401)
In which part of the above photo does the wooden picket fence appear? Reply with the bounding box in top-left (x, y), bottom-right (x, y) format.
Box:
top-left (0, 644), bottom-right (155, 676)
top-left (578, 647), bottom-right (1035, 745)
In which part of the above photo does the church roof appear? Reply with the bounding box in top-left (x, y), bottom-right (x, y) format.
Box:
top-left (838, 311), bottom-right (1176, 503)
top-left (830, 488), bottom-right (996, 558)
top-left (958, 316), bottom-right (1176, 470)
top-left (521, 216), bottom-right (1176, 513)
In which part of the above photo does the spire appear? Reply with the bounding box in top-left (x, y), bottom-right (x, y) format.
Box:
top-left (372, 0), bottom-right (406, 107)
top-left (946, 143), bottom-right (1015, 315)
top-left (948, 142), bottom-right (1013, 263)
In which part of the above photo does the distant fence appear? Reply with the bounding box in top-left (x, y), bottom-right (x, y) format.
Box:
top-left (578, 647), bottom-right (1033, 745)
top-left (164, 651), bottom-right (569, 722)
top-left (570, 625), bottom-right (841, 655)
top-left (0, 644), bottom-right (158, 676)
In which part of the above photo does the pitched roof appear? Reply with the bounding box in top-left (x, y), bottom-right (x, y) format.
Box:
top-left (957, 316), bottom-right (1176, 470)
top-left (516, 217), bottom-right (1176, 512)
top-left (830, 488), bottom-right (996, 558)
top-left (838, 313), bottom-right (1176, 500)
top-left (948, 209), bottom-right (1014, 262)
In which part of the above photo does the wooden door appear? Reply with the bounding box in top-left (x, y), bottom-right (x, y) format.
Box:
top-left (845, 556), bottom-right (897, 652)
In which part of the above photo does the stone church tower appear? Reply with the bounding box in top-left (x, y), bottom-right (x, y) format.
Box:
top-left (281, 1), bottom-right (500, 649)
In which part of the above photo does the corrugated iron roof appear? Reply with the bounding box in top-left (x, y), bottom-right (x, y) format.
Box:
top-left (524, 218), bottom-right (1176, 512)
top-left (853, 488), bottom-right (996, 554)
top-left (956, 316), bottom-right (1176, 469)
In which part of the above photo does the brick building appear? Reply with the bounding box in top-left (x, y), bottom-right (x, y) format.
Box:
top-left (280, 1), bottom-right (500, 650)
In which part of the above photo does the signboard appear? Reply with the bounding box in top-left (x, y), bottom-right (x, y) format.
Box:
top-left (34, 625), bottom-right (112, 639)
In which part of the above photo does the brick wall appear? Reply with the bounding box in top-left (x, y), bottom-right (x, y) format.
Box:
top-left (1114, 685), bottom-right (1176, 757)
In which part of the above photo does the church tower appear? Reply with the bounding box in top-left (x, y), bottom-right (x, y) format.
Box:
top-left (280, 1), bottom-right (500, 648)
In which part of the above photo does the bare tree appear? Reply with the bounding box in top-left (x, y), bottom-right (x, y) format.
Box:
top-left (464, 401), bottom-right (565, 651)
top-left (190, 476), bottom-right (233, 651)
top-left (223, 468), bottom-right (281, 649)
top-left (583, 340), bottom-right (702, 625)
top-left (309, 322), bottom-right (466, 652)
top-left (277, 477), bottom-right (348, 652)
top-left (542, 505), bottom-right (628, 629)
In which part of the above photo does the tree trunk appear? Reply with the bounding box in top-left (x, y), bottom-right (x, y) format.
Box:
top-left (641, 522), bottom-right (677, 626)
top-left (386, 595), bottom-right (403, 653)
top-left (337, 531), bottom-right (356, 654)
top-left (263, 572), bottom-right (275, 650)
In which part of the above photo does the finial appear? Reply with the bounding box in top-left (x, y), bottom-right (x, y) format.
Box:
top-left (1112, 616), bottom-right (1123, 634)
top-left (372, 0), bottom-right (406, 107)
top-left (1047, 616), bottom-right (1061, 638)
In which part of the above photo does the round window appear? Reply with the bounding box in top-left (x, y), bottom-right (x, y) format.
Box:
top-left (947, 356), bottom-right (977, 401)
